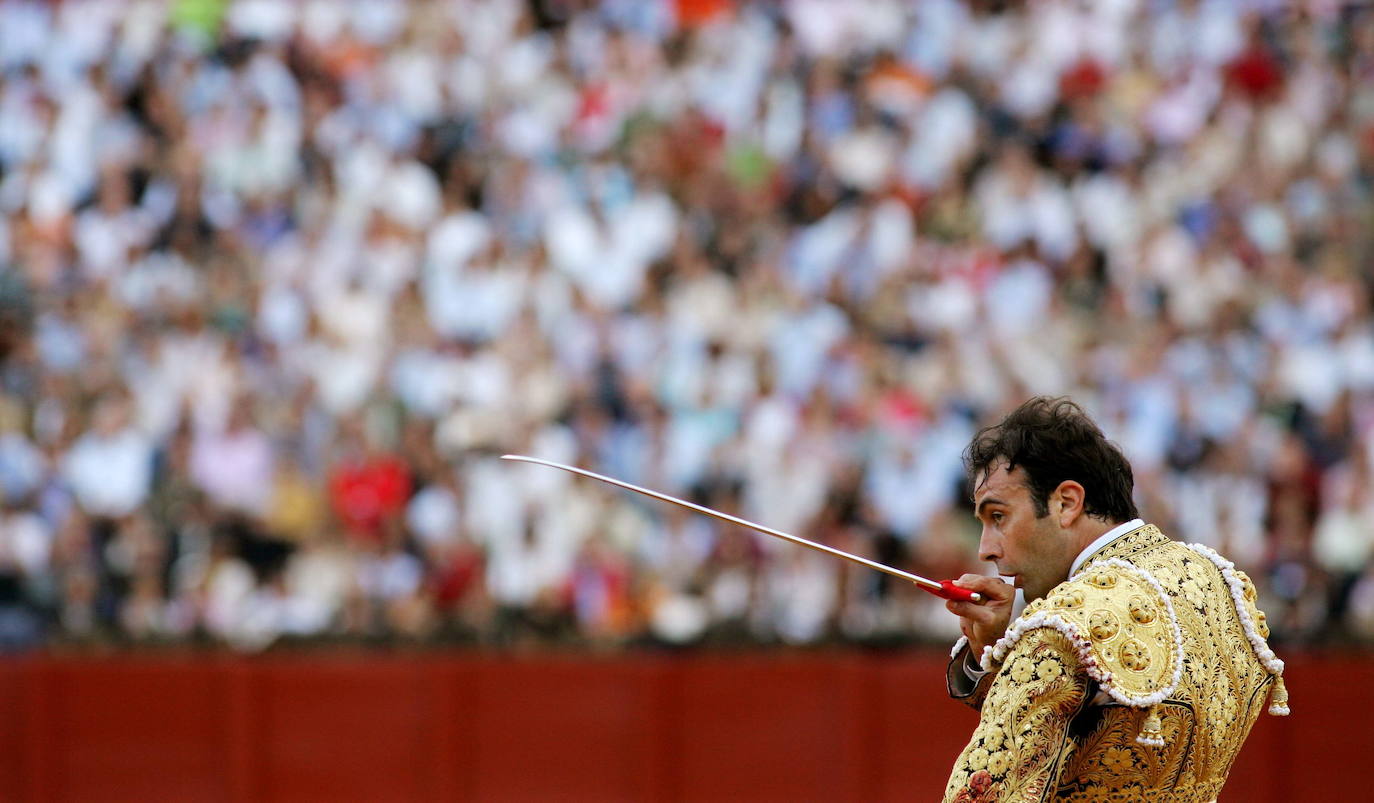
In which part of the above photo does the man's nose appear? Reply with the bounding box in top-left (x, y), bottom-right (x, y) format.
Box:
top-left (978, 527), bottom-right (1001, 563)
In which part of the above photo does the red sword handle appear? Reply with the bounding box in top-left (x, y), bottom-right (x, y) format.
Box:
top-left (931, 580), bottom-right (980, 603)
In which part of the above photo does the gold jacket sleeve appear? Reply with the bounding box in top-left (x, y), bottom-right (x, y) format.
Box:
top-left (943, 627), bottom-right (1090, 803)
top-left (946, 642), bottom-right (996, 710)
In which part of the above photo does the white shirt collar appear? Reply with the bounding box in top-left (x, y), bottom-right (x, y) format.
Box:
top-left (1069, 518), bottom-right (1145, 578)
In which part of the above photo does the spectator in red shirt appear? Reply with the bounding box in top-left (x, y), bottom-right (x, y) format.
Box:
top-left (327, 416), bottom-right (412, 543)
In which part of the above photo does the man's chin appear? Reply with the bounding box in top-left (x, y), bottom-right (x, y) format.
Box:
top-left (1015, 578), bottom-right (1051, 602)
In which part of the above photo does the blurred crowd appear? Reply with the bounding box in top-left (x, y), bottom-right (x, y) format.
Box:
top-left (0, 0), bottom-right (1372, 652)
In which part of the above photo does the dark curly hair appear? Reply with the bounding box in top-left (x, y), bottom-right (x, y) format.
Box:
top-left (964, 396), bottom-right (1139, 523)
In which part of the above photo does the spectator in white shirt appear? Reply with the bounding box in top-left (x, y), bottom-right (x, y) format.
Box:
top-left (62, 392), bottom-right (153, 519)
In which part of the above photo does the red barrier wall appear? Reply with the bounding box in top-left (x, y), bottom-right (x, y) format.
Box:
top-left (0, 650), bottom-right (1365, 802)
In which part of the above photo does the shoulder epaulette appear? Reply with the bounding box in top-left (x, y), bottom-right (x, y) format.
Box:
top-left (980, 558), bottom-right (1184, 747)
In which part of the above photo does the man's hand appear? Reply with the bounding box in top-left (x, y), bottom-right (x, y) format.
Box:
top-left (944, 574), bottom-right (1015, 659)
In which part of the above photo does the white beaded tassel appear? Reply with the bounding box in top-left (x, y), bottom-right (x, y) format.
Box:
top-left (1137, 706), bottom-right (1165, 747)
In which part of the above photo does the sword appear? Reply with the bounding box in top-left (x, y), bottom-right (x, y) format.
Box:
top-left (500, 454), bottom-right (981, 603)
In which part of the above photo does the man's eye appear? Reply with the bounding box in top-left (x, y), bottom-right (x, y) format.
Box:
top-left (991, 512), bottom-right (1004, 524)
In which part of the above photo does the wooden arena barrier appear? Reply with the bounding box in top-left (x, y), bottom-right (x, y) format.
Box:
top-left (0, 650), bottom-right (1365, 801)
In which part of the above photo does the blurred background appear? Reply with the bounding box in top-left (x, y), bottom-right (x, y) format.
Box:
top-left (1, 0), bottom-right (1373, 800)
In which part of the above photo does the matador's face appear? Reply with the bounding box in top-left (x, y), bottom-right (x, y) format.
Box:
top-left (972, 463), bottom-right (1076, 603)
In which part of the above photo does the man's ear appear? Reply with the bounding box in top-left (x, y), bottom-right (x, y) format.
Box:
top-left (1053, 481), bottom-right (1086, 527)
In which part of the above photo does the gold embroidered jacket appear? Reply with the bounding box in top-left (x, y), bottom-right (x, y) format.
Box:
top-left (943, 524), bottom-right (1287, 802)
